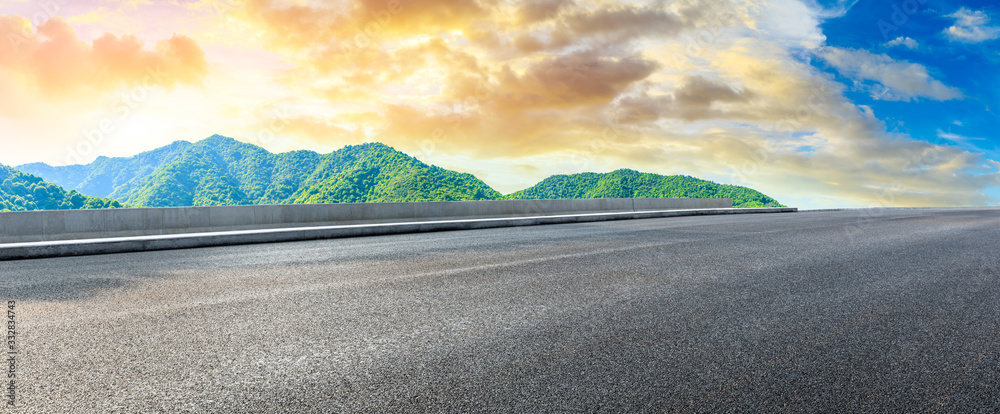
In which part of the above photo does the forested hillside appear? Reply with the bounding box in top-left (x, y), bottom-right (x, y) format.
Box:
top-left (505, 169), bottom-right (784, 208)
top-left (17, 140), bottom-right (192, 199)
top-left (85, 136), bottom-right (502, 207)
top-left (0, 165), bottom-right (122, 212)
top-left (287, 142), bottom-right (501, 204)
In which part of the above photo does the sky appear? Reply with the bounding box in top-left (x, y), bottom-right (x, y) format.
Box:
top-left (0, 0), bottom-right (997, 209)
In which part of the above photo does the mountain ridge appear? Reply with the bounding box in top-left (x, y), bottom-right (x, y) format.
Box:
top-left (18, 140), bottom-right (193, 199)
top-left (38, 136), bottom-right (504, 207)
top-left (14, 135), bottom-right (785, 209)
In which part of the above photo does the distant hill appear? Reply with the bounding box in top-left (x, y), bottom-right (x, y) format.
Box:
top-left (17, 140), bottom-right (192, 199)
top-left (0, 164), bottom-right (122, 212)
top-left (17, 136), bottom-right (785, 209)
top-left (505, 169), bottom-right (784, 208)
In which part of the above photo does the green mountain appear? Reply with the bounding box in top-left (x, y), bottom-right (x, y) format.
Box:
top-left (505, 169), bottom-right (784, 208)
top-left (97, 135), bottom-right (502, 207)
top-left (286, 142), bottom-right (500, 204)
top-left (17, 140), bottom-right (192, 199)
top-left (17, 136), bottom-right (785, 209)
top-left (0, 164), bottom-right (122, 212)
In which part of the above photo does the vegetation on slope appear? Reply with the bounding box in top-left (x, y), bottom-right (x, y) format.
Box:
top-left (117, 136), bottom-right (502, 207)
top-left (17, 140), bottom-right (192, 199)
top-left (505, 169), bottom-right (785, 208)
top-left (122, 149), bottom-right (251, 207)
top-left (288, 142), bottom-right (502, 203)
top-left (0, 165), bottom-right (122, 212)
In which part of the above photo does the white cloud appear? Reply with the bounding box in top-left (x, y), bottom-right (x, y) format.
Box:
top-left (944, 8), bottom-right (1000, 43)
top-left (884, 36), bottom-right (918, 49)
top-left (937, 129), bottom-right (984, 144)
top-left (818, 47), bottom-right (963, 101)
top-left (753, 0), bottom-right (827, 49)
top-left (799, 0), bottom-right (861, 19)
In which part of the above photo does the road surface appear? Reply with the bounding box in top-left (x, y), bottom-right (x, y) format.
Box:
top-left (2, 208), bottom-right (999, 412)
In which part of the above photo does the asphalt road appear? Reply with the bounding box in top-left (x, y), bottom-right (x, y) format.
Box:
top-left (2, 208), bottom-right (999, 413)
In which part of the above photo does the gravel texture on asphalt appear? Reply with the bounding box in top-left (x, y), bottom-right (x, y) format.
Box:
top-left (1, 208), bottom-right (999, 413)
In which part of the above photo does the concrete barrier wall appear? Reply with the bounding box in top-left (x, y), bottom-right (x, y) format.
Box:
top-left (0, 198), bottom-right (731, 244)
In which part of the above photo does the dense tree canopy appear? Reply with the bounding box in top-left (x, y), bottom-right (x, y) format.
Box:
top-left (0, 165), bottom-right (121, 212)
top-left (18, 140), bottom-right (192, 199)
top-left (505, 169), bottom-right (785, 208)
top-left (88, 136), bottom-right (503, 207)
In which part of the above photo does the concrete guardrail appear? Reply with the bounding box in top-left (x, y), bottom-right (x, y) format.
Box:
top-left (0, 198), bottom-right (732, 244)
top-left (1, 206), bottom-right (802, 261)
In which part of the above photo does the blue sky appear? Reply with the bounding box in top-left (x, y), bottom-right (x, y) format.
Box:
top-left (816, 0), bottom-right (998, 157)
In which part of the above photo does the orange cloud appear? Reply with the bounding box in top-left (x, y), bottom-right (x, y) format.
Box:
top-left (279, 116), bottom-right (358, 146)
top-left (0, 16), bottom-right (207, 99)
top-left (378, 102), bottom-right (595, 160)
top-left (241, 0), bottom-right (489, 52)
top-left (616, 75), bottom-right (756, 122)
top-left (563, 5), bottom-right (686, 41)
top-left (354, 0), bottom-right (489, 34)
top-left (518, 0), bottom-right (570, 24)
top-left (486, 51), bottom-right (658, 111)
top-left (365, 48), bottom-right (660, 159)
top-left (504, 3), bottom-right (710, 53)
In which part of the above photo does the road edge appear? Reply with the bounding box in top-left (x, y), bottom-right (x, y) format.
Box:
top-left (0, 207), bottom-right (796, 261)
